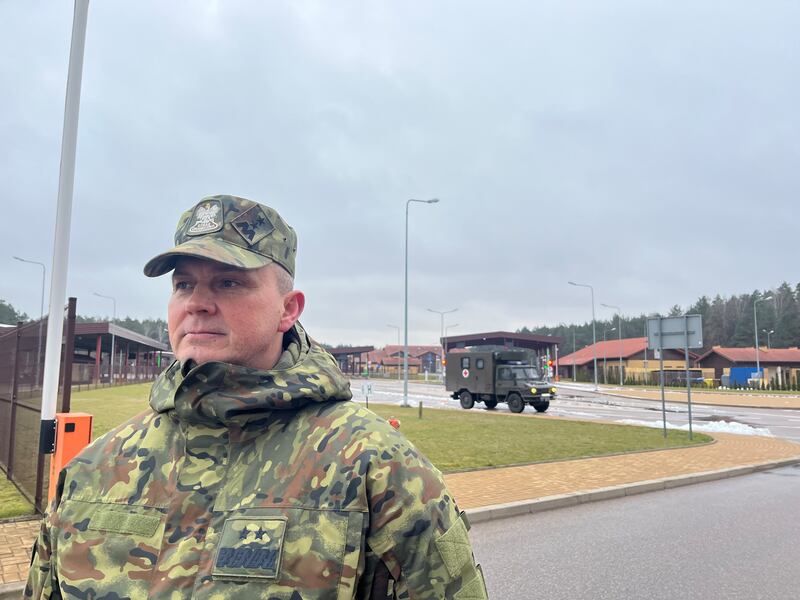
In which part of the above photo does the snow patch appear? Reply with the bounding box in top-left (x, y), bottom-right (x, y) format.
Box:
top-left (616, 418), bottom-right (773, 437)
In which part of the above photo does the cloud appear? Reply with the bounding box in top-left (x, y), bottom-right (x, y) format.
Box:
top-left (2, 1), bottom-right (799, 344)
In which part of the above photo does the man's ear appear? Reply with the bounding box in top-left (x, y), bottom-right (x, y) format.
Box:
top-left (278, 290), bottom-right (305, 332)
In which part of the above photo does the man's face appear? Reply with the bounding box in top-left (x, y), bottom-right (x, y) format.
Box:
top-left (168, 257), bottom-right (301, 370)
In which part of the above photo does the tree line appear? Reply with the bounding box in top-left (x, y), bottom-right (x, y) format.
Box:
top-left (519, 282), bottom-right (800, 355)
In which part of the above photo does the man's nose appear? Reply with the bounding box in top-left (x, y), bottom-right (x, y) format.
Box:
top-left (185, 286), bottom-right (217, 314)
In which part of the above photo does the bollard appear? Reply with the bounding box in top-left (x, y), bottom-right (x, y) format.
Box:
top-left (48, 412), bottom-right (93, 502)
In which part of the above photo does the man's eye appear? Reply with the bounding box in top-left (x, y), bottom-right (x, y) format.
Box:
top-left (174, 281), bottom-right (191, 291)
top-left (221, 279), bottom-right (240, 288)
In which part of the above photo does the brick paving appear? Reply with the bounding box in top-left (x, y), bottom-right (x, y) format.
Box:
top-left (2, 432), bottom-right (799, 588)
top-left (0, 519), bottom-right (39, 587)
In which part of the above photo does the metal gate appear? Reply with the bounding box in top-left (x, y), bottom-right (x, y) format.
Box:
top-left (0, 298), bottom-right (76, 512)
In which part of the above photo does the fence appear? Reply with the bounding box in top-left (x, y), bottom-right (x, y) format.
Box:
top-left (0, 298), bottom-right (76, 512)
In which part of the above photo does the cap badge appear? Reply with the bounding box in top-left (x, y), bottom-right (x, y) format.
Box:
top-left (232, 205), bottom-right (274, 246)
top-left (186, 200), bottom-right (223, 236)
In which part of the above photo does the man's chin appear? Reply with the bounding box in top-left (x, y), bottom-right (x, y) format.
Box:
top-left (177, 348), bottom-right (230, 366)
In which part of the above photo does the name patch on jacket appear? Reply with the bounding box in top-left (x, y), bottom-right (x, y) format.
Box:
top-left (212, 517), bottom-right (287, 580)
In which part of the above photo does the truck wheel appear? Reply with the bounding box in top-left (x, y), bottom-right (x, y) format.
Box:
top-left (459, 391), bottom-right (474, 410)
top-left (533, 401), bottom-right (550, 413)
top-left (507, 393), bottom-right (524, 413)
top-left (484, 398), bottom-right (498, 410)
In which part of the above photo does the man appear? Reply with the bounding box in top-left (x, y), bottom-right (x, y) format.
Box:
top-left (26, 195), bottom-right (487, 599)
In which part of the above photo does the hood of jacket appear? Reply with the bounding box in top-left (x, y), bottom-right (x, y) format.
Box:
top-left (149, 322), bottom-right (352, 428)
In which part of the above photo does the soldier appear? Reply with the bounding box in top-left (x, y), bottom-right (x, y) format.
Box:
top-left (26, 195), bottom-right (487, 599)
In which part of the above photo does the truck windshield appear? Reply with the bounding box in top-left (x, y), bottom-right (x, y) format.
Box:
top-left (498, 367), bottom-right (540, 380)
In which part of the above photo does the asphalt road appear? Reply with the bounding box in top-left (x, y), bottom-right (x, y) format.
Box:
top-left (469, 464), bottom-right (800, 600)
top-left (350, 378), bottom-right (800, 442)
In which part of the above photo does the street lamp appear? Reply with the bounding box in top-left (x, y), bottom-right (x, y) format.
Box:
top-left (13, 256), bottom-right (46, 387)
top-left (404, 198), bottom-right (439, 407)
top-left (94, 292), bottom-right (117, 384)
top-left (572, 327), bottom-right (577, 381)
top-left (387, 324), bottom-right (401, 380)
top-left (601, 303), bottom-right (624, 386)
top-left (602, 326), bottom-right (616, 385)
top-left (754, 295), bottom-right (774, 380)
top-left (763, 329), bottom-right (775, 349)
top-left (568, 281), bottom-right (598, 390)
top-left (427, 307), bottom-right (457, 373)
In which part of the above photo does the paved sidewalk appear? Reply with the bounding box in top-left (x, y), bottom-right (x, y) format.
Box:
top-left (2, 432), bottom-right (799, 594)
top-left (445, 432), bottom-right (800, 509)
top-left (597, 386), bottom-right (800, 409)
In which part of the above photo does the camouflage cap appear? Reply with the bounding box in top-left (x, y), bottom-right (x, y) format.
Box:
top-left (143, 195), bottom-right (297, 278)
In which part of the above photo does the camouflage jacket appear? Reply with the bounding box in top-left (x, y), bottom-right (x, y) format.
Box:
top-left (26, 325), bottom-right (487, 599)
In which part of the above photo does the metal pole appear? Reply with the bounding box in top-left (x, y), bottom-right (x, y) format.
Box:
top-left (754, 296), bottom-right (773, 385)
top-left (590, 286), bottom-right (597, 390)
top-left (403, 199), bottom-right (438, 408)
top-left (658, 317), bottom-right (666, 438)
top-left (618, 315), bottom-right (623, 385)
top-left (387, 324), bottom-right (400, 380)
top-left (427, 308), bottom-right (457, 374)
top-left (569, 281), bottom-right (598, 390)
top-left (404, 200), bottom-right (409, 407)
top-left (643, 321), bottom-right (649, 385)
top-left (572, 329), bottom-right (576, 381)
top-left (39, 0), bottom-right (90, 454)
top-left (754, 299), bottom-right (760, 379)
top-left (683, 315), bottom-right (693, 440)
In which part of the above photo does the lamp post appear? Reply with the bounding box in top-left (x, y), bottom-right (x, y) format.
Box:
top-left (387, 324), bottom-right (401, 380)
top-left (601, 303), bottom-right (624, 386)
top-left (763, 329), bottom-right (774, 349)
top-left (572, 328), bottom-right (577, 381)
top-left (13, 256), bottom-right (46, 387)
top-left (427, 307), bottom-right (457, 374)
top-left (754, 295), bottom-right (774, 380)
top-left (94, 292), bottom-right (117, 384)
top-left (568, 281), bottom-right (598, 390)
top-left (602, 326), bottom-right (616, 385)
top-left (404, 198), bottom-right (439, 407)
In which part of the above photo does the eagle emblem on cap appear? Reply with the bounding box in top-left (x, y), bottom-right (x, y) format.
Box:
top-left (187, 201), bottom-right (222, 235)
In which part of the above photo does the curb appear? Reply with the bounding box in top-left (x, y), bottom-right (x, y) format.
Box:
top-left (0, 581), bottom-right (23, 600)
top-left (465, 455), bottom-right (800, 524)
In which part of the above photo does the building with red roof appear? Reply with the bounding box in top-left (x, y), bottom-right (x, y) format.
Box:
top-left (558, 337), bottom-right (695, 384)
top-left (695, 346), bottom-right (800, 386)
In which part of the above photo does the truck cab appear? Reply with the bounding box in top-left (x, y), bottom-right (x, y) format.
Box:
top-left (445, 350), bottom-right (556, 413)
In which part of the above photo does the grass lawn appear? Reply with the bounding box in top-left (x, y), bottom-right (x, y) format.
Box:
top-left (69, 383), bottom-right (709, 472)
top-left (365, 405), bottom-right (709, 472)
top-left (1, 383), bottom-right (710, 520)
top-left (0, 477), bottom-right (34, 520)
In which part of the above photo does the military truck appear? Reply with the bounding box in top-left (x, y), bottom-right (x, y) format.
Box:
top-left (445, 350), bottom-right (556, 413)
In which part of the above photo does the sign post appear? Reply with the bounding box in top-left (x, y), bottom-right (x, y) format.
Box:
top-left (360, 381), bottom-right (373, 409)
top-left (647, 315), bottom-right (703, 439)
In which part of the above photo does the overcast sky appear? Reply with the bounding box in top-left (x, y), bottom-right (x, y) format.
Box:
top-left (2, 1), bottom-right (799, 346)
